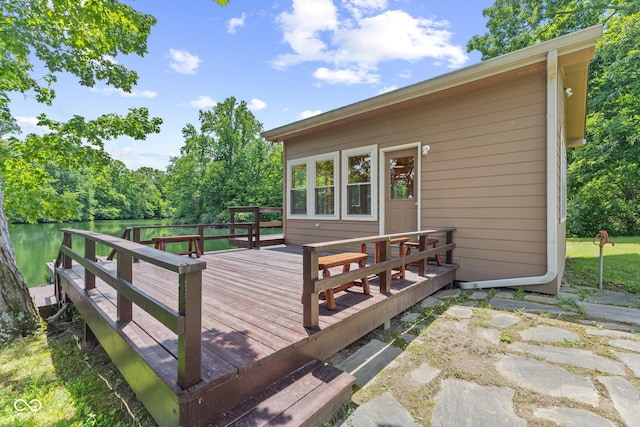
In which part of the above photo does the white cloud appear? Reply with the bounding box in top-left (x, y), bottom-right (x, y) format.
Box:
top-left (15, 116), bottom-right (50, 134)
top-left (91, 87), bottom-right (158, 98)
top-left (398, 69), bottom-right (412, 79)
top-left (313, 67), bottom-right (379, 85)
top-left (169, 49), bottom-right (202, 74)
top-left (378, 85), bottom-right (398, 94)
top-left (189, 96), bottom-right (217, 109)
top-left (273, 0), bottom-right (469, 85)
top-left (227, 12), bottom-right (246, 34)
top-left (247, 98), bottom-right (267, 111)
top-left (273, 0), bottom-right (339, 68)
top-left (298, 110), bottom-right (322, 120)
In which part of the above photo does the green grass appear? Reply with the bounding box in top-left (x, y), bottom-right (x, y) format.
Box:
top-left (565, 236), bottom-right (640, 294)
top-left (0, 319), bottom-right (154, 427)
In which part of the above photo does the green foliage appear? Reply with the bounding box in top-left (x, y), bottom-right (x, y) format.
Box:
top-left (567, 11), bottom-right (640, 236)
top-left (166, 97), bottom-right (283, 223)
top-left (3, 158), bottom-right (170, 223)
top-left (468, 1), bottom-right (640, 237)
top-left (0, 1), bottom-right (164, 224)
top-left (467, 0), bottom-right (637, 60)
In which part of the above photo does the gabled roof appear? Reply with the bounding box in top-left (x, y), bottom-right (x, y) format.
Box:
top-left (262, 25), bottom-right (602, 144)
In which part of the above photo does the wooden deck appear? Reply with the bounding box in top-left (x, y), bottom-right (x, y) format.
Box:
top-left (228, 233), bottom-right (284, 248)
top-left (53, 242), bottom-right (456, 426)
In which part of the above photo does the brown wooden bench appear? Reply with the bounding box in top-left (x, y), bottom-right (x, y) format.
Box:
top-left (370, 237), bottom-right (409, 279)
top-left (318, 252), bottom-right (370, 310)
top-left (405, 239), bottom-right (442, 267)
top-left (153, 235), bottom-right (202, 258)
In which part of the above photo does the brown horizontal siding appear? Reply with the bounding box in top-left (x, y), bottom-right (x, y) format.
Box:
top-left (421, 73), bottom-right (547, 280)
top-left (283, 65), bottom-right (550, 281)
top-left (284, 220), bottom-right (378, 246)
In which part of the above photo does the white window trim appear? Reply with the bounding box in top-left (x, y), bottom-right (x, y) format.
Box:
top-left (342, 145), bottom-right (378, 221)
top-left (286, 152), bottom-right (339, 220)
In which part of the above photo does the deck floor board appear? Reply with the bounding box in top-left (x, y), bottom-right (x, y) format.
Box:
top-left (55, 244), bottom-right (456, 425)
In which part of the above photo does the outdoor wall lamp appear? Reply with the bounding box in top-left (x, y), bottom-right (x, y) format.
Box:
top-left (422, 145), bottom-right (431, 155)
top-left (564, 87), bottom-right (573, 97)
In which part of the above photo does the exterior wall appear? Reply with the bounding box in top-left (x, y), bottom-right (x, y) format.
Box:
top-left (421, 74), bottom-right (548, 282)
top-left (283, 66), bottom-right (552, 284)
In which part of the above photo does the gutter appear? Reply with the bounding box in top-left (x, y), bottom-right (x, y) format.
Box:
top-left (460, 50), bottom-right (560, 290)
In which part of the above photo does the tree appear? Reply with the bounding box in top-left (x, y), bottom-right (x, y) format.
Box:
top-left (166, 97), bottom-right (283, 223)
top-left (467, 0), bottom-right (640, 236)
top-left (0, 0), bottom-right (166, 344)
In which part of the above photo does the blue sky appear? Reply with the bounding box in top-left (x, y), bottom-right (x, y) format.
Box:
top-left (9, 0), bottom-right (495, 170)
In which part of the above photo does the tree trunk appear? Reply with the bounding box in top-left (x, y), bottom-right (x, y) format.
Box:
top-left (0, 187), bottom-right (39, 345)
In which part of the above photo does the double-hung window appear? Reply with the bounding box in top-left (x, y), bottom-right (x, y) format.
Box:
top-left (286, 152), bottom-right (339, 219)
top-left (342, 145), bottom-right (377, 220)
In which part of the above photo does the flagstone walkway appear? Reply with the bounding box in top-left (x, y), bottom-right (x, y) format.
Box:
top-left (337, 285), bottom-right (640, 426)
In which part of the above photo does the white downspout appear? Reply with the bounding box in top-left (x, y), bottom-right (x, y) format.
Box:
top-left (461, 50), bottom-right (559, 290)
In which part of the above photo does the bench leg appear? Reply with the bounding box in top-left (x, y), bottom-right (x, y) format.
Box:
top-left (399, 243), bottom-right (406, 279)
top-left (359, 259), bottom-right (370, 295)
top-left (188, 238), bottom-right (202, 258)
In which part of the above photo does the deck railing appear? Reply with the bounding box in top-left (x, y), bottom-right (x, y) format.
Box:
top-left (302, 228), bottom-right (455, 328)
top-left (58, 228), bottom-right (206, 389)
top-left (229, 206), bottom-right (283, 248)
top-left (106, 223), bottom-right (254, 260)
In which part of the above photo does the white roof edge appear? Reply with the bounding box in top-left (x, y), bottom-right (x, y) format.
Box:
top-left (262, 25), bottom-right (603, 141)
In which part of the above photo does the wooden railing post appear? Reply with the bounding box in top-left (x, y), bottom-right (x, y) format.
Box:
top-left (229, 208), bottom-right (236, 237)
top-left (85, 238), bottom-right (96, 290)
top-left (253, 206), bottom-right (260, 248)
top-left (302, 247), bottom-right (319, 329)
top-left (178, 270), bottom-right (202, 388)
top-left (378, 239), bottom-right (391, 293)
top-left (446, 230), bottom-right (454, 264)
top-left (63, 232), bottom-right (72, 269)
top-left (418, 234), bottom-right (427, 276)
top-left (133, 227), bottom-right (141, 244)
top-left (198, 225), bottom-right (205, 255)
top-left (247, 224), bottom-right (254, 249)
top-left (117, 252), bottom-right (133, 323)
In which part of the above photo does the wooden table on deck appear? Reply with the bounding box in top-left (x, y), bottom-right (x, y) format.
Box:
top-left (152, 234), bottom-right (202, 258)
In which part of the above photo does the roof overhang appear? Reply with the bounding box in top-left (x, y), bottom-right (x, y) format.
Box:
top-left (262, 25), bottom-right (602, 143)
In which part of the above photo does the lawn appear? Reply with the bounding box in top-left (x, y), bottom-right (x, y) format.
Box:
top-left (564, 236), bottom-right (640, 294)
top-left (0, 316), bottom-right (153, 427)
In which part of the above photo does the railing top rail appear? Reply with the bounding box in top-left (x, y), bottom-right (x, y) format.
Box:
top-left (229, 206), bottom-right (283, 212)
top-left (303, 227), bottom-right (456, 252)
top-left (61, 228), bottom-right (205, 274)
top-left (123, 223), bottom-right (254, 231)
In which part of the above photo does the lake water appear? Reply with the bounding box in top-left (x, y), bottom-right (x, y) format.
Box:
top-left (8, 219), bottom-right (172, 287)
top-left (10, 219), bottom-right (283, 287)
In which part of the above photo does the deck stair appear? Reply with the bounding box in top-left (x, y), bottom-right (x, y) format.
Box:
top-left (213, 360), bottom-right (355, 427)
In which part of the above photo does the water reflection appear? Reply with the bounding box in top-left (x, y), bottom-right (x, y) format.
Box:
top-left (9, 219), bottom-right (170, 287)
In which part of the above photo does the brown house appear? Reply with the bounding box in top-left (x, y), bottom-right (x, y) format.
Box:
top-left (262, 25), bottom-right (602, 295)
